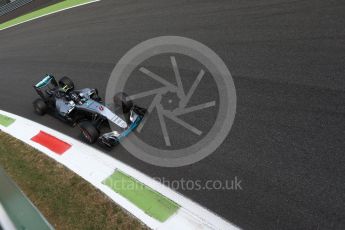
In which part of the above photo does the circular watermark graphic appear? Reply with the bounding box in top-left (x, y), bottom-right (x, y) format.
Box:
top-left (106, 36), bottom-right (236, 167)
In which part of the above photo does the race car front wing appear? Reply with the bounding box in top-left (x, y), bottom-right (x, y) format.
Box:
top-left (98, 105), bottom-right (145, 148)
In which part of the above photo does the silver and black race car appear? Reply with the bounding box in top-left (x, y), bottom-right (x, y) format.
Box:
top-left (33, 74), bottom-right (146, 148)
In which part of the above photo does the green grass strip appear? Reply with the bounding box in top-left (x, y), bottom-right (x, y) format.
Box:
top-left (0, 132), bottom-right (147, 229)
top-left (0, 166), bottom-right (52, 230)
top-left (0, 114), bottom-right (15, 127)
top-left (0, 0), bottom-right (96, 31)
top-left (103, 170), bottom-right (180, 222)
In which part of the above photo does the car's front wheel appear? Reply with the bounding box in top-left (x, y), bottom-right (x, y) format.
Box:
top-left (79, 121), bottom-right (99, 144)
top-left (33, 99), bottom-right (48, 115)
top-left (91, 89), bottom-right (102, 102)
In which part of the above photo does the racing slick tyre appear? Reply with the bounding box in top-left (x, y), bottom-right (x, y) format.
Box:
top-left (114, 92), bottom-right (133, 114)
top-left (33, 98), bottom-right (48, 115)
top-left (91, 89), bottom-right (102, 102)
top-left (58, 76), bottom-right (74, 91)
top-left (79, 122), bottom-right (100, 144)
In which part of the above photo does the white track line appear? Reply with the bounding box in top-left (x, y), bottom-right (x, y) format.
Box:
top-left (0, 109), bottom-right (239, 229)
top-left (0, 203), bottom-right (16, 230)
top-left (0, 0), bottom-right (101, 32)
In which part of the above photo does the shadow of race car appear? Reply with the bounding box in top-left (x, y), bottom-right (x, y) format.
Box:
top-left (33, 74), bottom-right (146, 148)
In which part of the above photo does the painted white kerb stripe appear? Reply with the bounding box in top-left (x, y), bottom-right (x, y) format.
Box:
top-left (0, 0), bottom-right (101, 32)
top-left (0, 109), bottom-right (240, 230)
top-left (0, 203), bottom-right (16, 230)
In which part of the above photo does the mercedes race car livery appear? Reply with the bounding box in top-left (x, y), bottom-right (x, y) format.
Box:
top-left (33, 75), bottom-right (145, 148)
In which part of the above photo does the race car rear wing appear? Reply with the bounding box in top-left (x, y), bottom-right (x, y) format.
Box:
top-left (33, 75), bottom-right (58, 101)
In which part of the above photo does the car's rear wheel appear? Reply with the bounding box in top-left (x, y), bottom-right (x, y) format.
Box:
top-left (114, 92), bottom-right (133, 114)
top-left (33, 99), bottom-right (48, 115)
top-left (79, 121), bottom-right (99, 144)
top-left (59, 76), bottom-right (74, 91)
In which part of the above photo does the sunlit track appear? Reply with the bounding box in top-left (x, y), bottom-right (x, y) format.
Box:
top-left (0, 0), bottom-right (345, 229)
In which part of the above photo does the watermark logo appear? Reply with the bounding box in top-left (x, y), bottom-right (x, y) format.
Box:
top-left (153, 177), bottom-right (243, 191)
top-left (106, 36), bottom-right (236, 167)
top-left (106, 177), bottom-right (243, 192)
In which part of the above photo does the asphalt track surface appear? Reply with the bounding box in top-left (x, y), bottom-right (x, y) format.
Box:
top-left (1, 0), bottom-right (345, 229)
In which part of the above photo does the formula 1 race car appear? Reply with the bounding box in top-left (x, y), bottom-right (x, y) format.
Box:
top-left (33, 74), bottom-right (146, 148)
